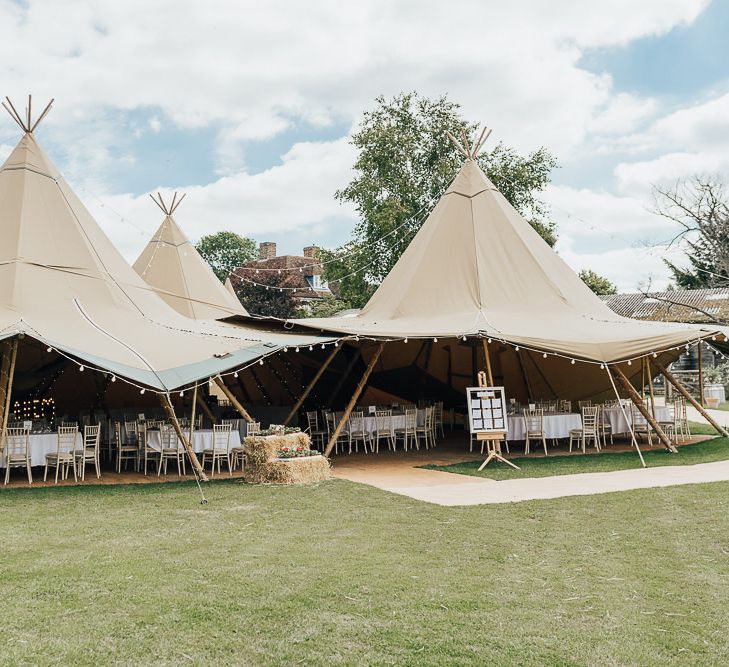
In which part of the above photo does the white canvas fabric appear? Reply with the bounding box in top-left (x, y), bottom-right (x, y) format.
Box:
top-left (133, 211), bottom-right (249, 319)
top-left (295, 158), bottom-right (719, 363)
top-left (0, 131), bottom-right (326, 390)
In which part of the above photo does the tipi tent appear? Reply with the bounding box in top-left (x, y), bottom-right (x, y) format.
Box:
top-left (0, 97), bottom-right (326, 393)
top-left (288, 129), bottom-right (723, 447)
top-left (133, 192), bottom-right (249, 320)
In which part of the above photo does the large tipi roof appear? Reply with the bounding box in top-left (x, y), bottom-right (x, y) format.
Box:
top-left (294, 128), bottom-right (719, 363)
top-left (133, 193), bottom-right (249, 320)
top-left (0, 96), bottom-right (325, 390)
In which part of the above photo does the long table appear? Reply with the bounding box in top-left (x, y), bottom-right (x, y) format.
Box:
top-left (506, 413), bottom-right (582, 441)
top-left (0, 432), bottom-right (84, 468)
top-left (603, 406), bottom-right (671, 434)
top-left (145, 429), bottom-right (242, 453)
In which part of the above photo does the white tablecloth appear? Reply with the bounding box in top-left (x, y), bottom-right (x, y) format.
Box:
top-left (358, 411), bottom-right (425, 435)
top-left (506, 413), bottom-right (582, 441)
top-left (146, 429), bottom-right (241, 453)
top-left (0, 432), bottom-right (84, 467)
top-left (604, 406), bottom-right (671, 434)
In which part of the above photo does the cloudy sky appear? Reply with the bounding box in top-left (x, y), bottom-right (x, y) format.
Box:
top-left (1, 0), bottom-right (728, 292)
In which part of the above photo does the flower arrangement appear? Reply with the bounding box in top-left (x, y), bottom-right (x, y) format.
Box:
top-left (277, 445), bottom-right (319, 459)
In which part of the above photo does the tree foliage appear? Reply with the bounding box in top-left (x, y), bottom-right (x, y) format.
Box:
top-left (297, 295), bottom-right (353, 319)
top-left (231, 273), bottom-right (297, 319)
top-left (325, 92), bottom-right (558, 307)
top-left (579, 269), bottom-right (617, 295)
top-left (196, 231), bottom-right (258, 282)
top-left (654, 176), bottom-right (729, 289)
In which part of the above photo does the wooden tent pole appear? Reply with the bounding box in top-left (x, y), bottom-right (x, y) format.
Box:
top-left (189, 385), bottom-right (198, 443)
top-left (0, 340), bottom-right (12, 436)
top-left (213, 376), bottom-right (254, 423)
top-left (516, 350), bottom-right (534, 401)
top-left (284, 344), bottom-right (341, 425)
top-left (612, 365), bottom-right (676, 452)
top-left (606, 367), bottom-right (646, 467)
top-left (323, 343), bottom-right (385, 457)
top-left (196, 390), bottom-right (217, 425)
top-left (1, 338), bottom-right (18, 450)
top-left (326, 348), bottom-right (361, 407)
top-left (654, 359), bottom-right (728, 437)
top-left (646, 358), bottom-right (657, 422)
top-left (160, 393), bottom-right (208, 481)
top-left (698, 343), bottom-right (705, 407)
top-left (481, 339), bottom-right (494, 386)
top-left (641, 358), bottom-right (646, 400)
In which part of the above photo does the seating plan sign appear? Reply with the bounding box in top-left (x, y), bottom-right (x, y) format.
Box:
top-left (466, 386), bottom-right (507, 434)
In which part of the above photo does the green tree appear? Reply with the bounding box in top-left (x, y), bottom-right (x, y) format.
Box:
top-left (297, 295), bottom-right (353, 319)
top-left (325, 92), bottom-right (558, 307)
top-left (196, 231), bottom-right (257, 282)
top-left (579, 269), bottom-right (617, 295)
top-left (654, 176), bottom-right (729, 289)
top-left (230, 273), bottom-right (297, 319)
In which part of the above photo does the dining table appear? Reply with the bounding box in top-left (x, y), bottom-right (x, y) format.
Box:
top-left (506, 412), bottom-right (583, 441)
top-left (0, 431), bottom-right (84, 467)
top-left (145, 428), bottom-right (242, 453)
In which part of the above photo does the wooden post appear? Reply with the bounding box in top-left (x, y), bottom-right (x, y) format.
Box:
top-left (326, 347), bottom-right (361, 407)
top-left (654, 359), bottom-right (728, 437)
top-left (698, 343), bottom-right (705, 407)
top-left (612, 365), bottom-right (676, 453)
top-left (1, 338), bottom-right (18, 449)
top-left (159, 393), bottom-right (208, 481)
top-left (646, 358), bottom-right (657, 422)
top-left (196, 390), bottom-right (217, 425)
top-left (284, 344), bottom-right (341, 425)
top-left (481, 338), bottom-right (494, 386)
top-left (323, 342), bottom-right (385, 457)
top-left (213, 376), bottom-right (254, 423)
top-left (0, 340), bottom-right (13, 436)
top-left (189, 385), bottom-right (198, 443)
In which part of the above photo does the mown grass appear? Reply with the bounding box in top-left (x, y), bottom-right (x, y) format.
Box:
top-left (424, 422), bottom-right (729, 481)
top-left (2, 477), bottom-right (729, 665)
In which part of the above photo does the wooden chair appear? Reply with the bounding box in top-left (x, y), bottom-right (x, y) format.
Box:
top-left (597, 404), bottom-right (613, 447)
top-left (137, 423), bottom-right (161, 476)
top-left (523, 409), bottom-right (548, 455)
top-left (675, 398), bottom-right (690, 441)
top-left (324, 412), bottom-right (348, 455)
top-left (231, 421), bottom-right (258, 470)
top-left (394, 408), bottom-right (418, 452)
top-left (577, 400), bottom-right (592, 410)
top-left (158, 424), bottom-right (186, 476)
top-left (45, 426), bottom-right (78, 483)
top-left (346, 411), bottom-right (370, 454)
top-left (372, 410), bottom-right (395, 453)
top-left (4, 427), bottom-right (32, 485)
top-left (306, 411), bottom-right (327, 450)
top-left (569, 406), bottom-right (600, 453)
top-left (630, 403), bottom-right (653, 445)
top-left (559, 400), bottom-right (572, 413)
top-left (114, 422), bottom-right (138, 473)
top-left (415, 407), bottom-right (435, 450)
top-left (74, 424), bottom-right (101, 481)
top-left (658, 401), bottom-right (677, 440)
top-left (434, 401), bottom-right (445, 437)
top-left (202, 423), bottom-right (233, 476)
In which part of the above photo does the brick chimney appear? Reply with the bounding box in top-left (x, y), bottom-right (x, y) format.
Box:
top-left (259, 241), bottom-right (277, 260)
top-left (303, 245), bottom-right (320, 259)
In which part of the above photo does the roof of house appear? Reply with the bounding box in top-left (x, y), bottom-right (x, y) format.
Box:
top-left (602, 288), bottom-right (729, 324)
top-left (232, 254), bottom-right (331, 300)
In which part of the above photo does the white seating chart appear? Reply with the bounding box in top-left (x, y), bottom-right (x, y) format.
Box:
top-left (467, 386), bottom-right (507, 434)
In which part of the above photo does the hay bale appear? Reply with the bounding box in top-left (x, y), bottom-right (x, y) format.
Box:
top-left (243, 433), bottom-right (331, 485)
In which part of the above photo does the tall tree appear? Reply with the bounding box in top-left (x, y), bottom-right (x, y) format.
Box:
top-left (326, 92), bottom-right (558, 307)
top-left (229, 273), bottom-right (297, 319)
top-left (579, 269), bottom-right (617, 295)
top-left (196, 231), bottom-right (258, 282)
top-left (654, 176), bottom-right (729, 289)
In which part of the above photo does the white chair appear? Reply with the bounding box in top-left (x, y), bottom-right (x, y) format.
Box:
top-left (114, 422), bottom-right (138, 473)
top-left (523, 409), bottom-right (548, 455)
top-left (4, 427), bottom-right (32, 485)
top-left (630, 403), bottom-right (653, 445)
top-left (394, 408), bottom-right (418, 452)
top-left (74, 424), bottom-right (101, 480)
top-left (415, 407), bottom-right (435, 450)
top-left (202, 423), bottom-right (233, 476)
top-left (372, 410), bottom-right (395, 453)
top-left (45, 426), bottom-right (78, 483)
top-left (231, 421), bottom-right (259, 470)
top-left (306, 411), bottom-right (327, 450)
top-left (577, 400), bottom-right (592, 410)
top-left (346, 411), bottom-right (370, 454)
top-left (434, 401), bottom-right (445, 437)
top-left (137, 423), bottom-right (161, 476)
top-left (569, 406), bottom-right (600, 453)
top-left (597, 404), bottom-right (613, 447)
top-left (559, 400), bottom-right (572, 413)
top-left (158, 424), bottom-right (186, 476)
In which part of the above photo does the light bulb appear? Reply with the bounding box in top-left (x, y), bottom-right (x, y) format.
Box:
top-left (295, 347), bottom-right (300, 352)
top-left (627, 360), bottom-right (632, 365)
top-left (111, 376), bottom-right (116, 382)
top-left (571, 359), bottom-right (575, 365)
top-left (140, 389), bottom-right (145, 394)
top-left (46, 347), bottom-right (52, 353)
top-left (79, 365), bottom-right (85, 372)
top-left (515, 346), bottom-right (520, 352)
top-left (433, 337), bottom-right (438, 343)
top-left (234, 372), bottom-right (238, 378)
top-left (542, 353), bottom-right (547, 358)
top-left (259, 359), bottom-right (263, 365)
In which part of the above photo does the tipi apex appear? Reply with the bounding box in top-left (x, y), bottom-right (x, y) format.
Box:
top-left (133, 191), bottom-right (250, 320)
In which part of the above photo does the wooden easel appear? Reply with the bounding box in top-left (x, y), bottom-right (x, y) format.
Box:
top-left (473, 370), bottom-right (520, 471)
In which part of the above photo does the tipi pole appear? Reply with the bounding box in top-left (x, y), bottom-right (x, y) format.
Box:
top-left (213, 376), bottom-right (254, 423)
top-left (606, 367), bottom-right (646, 467)
top-left (612, 365), bottom-right (676, 453)
top-left (159, 393), bottom-right (208, 482)
top-left (654, 359), bottom-right (728, 437)
top-left (284, 344), bottom-right (341, 425)
top-left (323, 342), bottom-right (385, 457)
top-left (196, 390), bottom-right (217, 425)
top-left (0, 339), bottom-right (19, 452)
top-left (481, 339), bottom-right (494, 386)
top-left (646, 359), bottom-right (657, 422)
top-left (0, 340), bottom-right (13, 437)
top-left (189, 385), bottom-right (198, 443)
top-left (698, 343), bottom-right (705, 406)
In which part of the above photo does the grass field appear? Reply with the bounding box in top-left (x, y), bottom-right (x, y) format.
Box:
top-left (2, 476), bottom-right (729, 665)
top-left (423, 422), bottom-right (728, 481)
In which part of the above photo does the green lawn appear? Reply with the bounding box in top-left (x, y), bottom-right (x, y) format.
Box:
top-left (424, 422), bottom-right (729, 481)
top-left (2, 478), bottom-right (729, 664)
